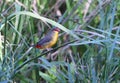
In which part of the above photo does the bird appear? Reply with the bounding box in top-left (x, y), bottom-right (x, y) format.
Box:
top-left (32, 27), bottom-right (60, 49)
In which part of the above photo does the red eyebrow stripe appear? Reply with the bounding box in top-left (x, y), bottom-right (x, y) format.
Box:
top-left (53, 28), bottom-right (60, 32)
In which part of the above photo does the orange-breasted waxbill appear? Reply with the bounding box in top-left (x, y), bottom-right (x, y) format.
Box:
top-left (32, 28), bottom-right (60, 49)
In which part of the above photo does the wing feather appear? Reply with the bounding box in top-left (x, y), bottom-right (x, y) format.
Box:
top-left (36, 35), bottom-right (52, 46)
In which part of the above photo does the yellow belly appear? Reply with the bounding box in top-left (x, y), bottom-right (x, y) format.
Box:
top-left (42, 31), bottom-right (59, 49)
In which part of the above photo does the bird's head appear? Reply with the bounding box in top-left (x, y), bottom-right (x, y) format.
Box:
top-left (52, 28), bottom-right (60, 32)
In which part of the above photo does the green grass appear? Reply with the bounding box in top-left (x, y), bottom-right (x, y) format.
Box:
top-left (0, 0), bottom-right (120, 83)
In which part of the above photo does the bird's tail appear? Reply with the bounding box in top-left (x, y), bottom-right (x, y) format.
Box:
top-left (28, 44), bottom-right (35, 47)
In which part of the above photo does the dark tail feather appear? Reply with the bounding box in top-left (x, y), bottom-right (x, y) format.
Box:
top-left (28, 44), bottom-right (35, 47)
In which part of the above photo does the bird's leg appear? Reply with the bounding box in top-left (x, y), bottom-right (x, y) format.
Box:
top-left (46, 48), bottom-right (53, 51)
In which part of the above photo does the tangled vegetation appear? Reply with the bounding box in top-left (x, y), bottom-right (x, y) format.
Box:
top-left (0, 0), bottom-right (120, 83)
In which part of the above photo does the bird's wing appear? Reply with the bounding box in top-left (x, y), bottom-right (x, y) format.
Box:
top-left (36, 35), bottom-right (52, 45)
